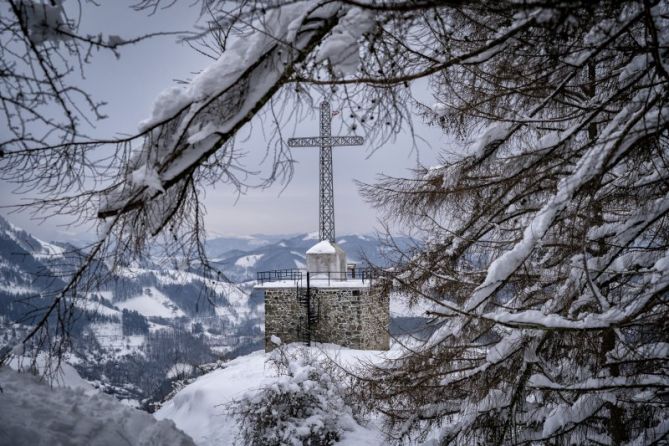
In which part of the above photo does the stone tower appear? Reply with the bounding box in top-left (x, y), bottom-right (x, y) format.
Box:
top-left (258, 100), bottom-right (389, 351)
top-left (257, 240), bottom-right (389, 351)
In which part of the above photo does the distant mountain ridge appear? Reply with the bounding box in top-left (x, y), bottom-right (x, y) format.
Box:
top-left (0, 215), bottom-right (417, 405)
top-left (207, 231), bottom-right (412, 283)
top-left (205, 233), bottom-right (291, 258)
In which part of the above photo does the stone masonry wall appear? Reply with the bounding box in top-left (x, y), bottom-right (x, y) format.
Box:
top-left (263, 286), bottom-right (389, 352)
top-left (264, 287), bottom-right (307, 348)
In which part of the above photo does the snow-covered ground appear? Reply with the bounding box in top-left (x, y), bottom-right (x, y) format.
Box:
top-left (155, 344), bottom-right (393, 446)
top-left (1, 220), bottom-right (65, 260)
top-left (8, 354), bottom-right (96, 392)
top-left (89, 322), bottom-right (147, 356)
top-left (0, 366), bottom-right (195, 446)
top-left (116, 286), bottom-right (186, 318)
top-left (234, 254), bottom-right (264, 268)
top-left (75, 297), bottom-right (121, 317)
top-left (1, 342), bottom-right (421, 445)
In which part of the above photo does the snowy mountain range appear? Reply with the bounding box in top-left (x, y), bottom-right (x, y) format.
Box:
top-left (0, 216), bottom-right (420, 406)
top-left (0, 215), bottom-right (262, 404)
top-left (207, 231), bottom-right (411, 283)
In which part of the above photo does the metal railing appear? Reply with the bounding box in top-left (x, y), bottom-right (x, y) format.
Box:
top-left (256, 268), bottom-right (377, 286)
top-left (256, 269), bottom-right (303, 284)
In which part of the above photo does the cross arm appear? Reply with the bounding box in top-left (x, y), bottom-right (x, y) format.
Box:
top-left (287, 136), bottom-right (364, 147)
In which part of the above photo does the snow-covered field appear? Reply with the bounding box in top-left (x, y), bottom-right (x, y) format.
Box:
top-left (155, 344), bottom-right (393, 446)
top-left (116, 287), bottom-right (186, 318)
top-left (234, 254), bottom-right (264, 268)
top-left (0, 366), bottom-right (195, 446)
top-left (1, 343), bottom-right (405, 446)
top-left (89, 322), bottom-right (147, 356)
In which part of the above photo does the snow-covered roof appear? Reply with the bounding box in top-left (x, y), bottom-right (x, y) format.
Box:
top-left (306, 240), bottom-right (336, 254)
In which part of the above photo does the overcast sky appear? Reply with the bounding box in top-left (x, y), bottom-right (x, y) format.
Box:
top-left (0, 1), bottom-right (445, 242)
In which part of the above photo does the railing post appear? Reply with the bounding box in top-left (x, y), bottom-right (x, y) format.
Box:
top-left (306, 271), bottom-right (311, 347)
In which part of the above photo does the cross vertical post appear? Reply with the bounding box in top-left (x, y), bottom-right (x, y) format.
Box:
top-left (319, 101), bottom-right (335, 243)
top-left (287, 101), bottom-right (364, 243)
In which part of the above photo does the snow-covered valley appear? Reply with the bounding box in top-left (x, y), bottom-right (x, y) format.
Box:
top-left (0, 212), bottom-right (268, 405)
top-left (0, 215), bottom-right (424, 411)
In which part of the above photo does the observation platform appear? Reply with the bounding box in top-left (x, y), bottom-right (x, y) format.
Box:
top-left (255, 268), bottom-right (377, 288)
top-left (258, 239), bottom-right (389, 351)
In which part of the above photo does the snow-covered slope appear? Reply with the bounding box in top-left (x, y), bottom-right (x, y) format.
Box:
top-left (155, 345), bottom-right (389, 446)
top-left (116, 287), bottom-right (186, 318)
top-left (0, 215), bottom-right (263, 404)
top-left (0, 217), bottom-right (67, 261)
top-left (0, 367), bottom-right (195, 446)
top-left (0, 216), bottom-right (69, 305)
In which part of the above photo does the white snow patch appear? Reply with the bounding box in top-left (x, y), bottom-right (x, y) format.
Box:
top-left (0, 367), bottom-right (195, 446)
top-left (471, 122), bottom-right (513, 157)
top-left (115, 267), bottom-right (247, 307)
top-left (307, 240), bottom-right (336, 254)
top-left (156, 345), bottom-right (390, 446)
top-left (542, 393), bottom-right (615, 437)
top-left (90, 323), bottom-right (146, 356)
top-left (33, 239), bottom-right (65, 259)
top-left (314, 8), bottom-right (374, 75)
top-left (234, 254), bottom-right (264, 268)
top-left (75, 299), bottom-right (120, 317)
top-left (1, 221), bottom-right (65, 259)
top-left (138, 1), bottom-right (314, 132)
top-left (130, 164), bottom-right (165, 194)
top-left (8, 354), bottom-right (95, 393)
top-left (116, 287), bottom-right (185, 318)
top-left (433, 103), bottom-right (448, 115)
top-left (0, 284), bottom-right (37, 295)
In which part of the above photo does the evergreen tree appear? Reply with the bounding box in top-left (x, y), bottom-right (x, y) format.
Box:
top-left (359, 2), bottom-right (669, 444)
top-left (121, 309), bottom-right (149, 336)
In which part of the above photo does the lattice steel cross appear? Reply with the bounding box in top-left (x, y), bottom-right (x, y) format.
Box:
top-left (287, 101), bottom-right (364, 243)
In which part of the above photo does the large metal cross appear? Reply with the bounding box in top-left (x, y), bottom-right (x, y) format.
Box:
top-left (287, 101), bottom-right (364, 243)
